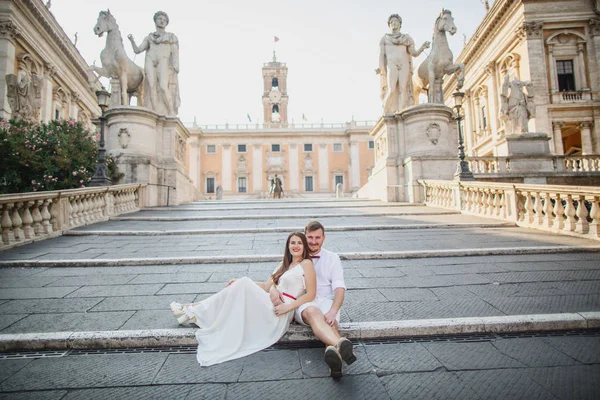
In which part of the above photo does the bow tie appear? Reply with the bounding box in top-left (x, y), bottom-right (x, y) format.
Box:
top-left (310, 255), bottom-right (320, 259)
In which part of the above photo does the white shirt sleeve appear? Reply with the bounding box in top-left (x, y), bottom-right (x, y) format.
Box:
top-left (329, 253), bottom-right (346, 291)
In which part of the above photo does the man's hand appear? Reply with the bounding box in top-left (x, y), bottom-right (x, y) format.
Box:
top-left (324, 309), bottom-right (337, 326)
top-left (269, 286), bottom-right (284, 306)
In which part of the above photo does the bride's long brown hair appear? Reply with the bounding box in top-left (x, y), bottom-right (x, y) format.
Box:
top-left (272, 232), bottom-right (310, 284)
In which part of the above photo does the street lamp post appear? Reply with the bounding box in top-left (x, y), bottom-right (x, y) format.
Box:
top-left (90, 89), bottom-right (112, 187)
top-left (452, 91), bottom-right (474, 181)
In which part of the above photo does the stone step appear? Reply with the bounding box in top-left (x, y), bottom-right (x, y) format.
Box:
top-left (1, 312), bottom-right (598, 352)
top-left (144, 202), bottom-right (421, 212)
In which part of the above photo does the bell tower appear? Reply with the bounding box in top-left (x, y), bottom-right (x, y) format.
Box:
top-left (262, 51), bottom-right (288, 126)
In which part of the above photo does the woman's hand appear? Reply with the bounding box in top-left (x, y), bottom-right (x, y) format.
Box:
top-left (226, 279), bottom-right (236, 287)
top-left (274, 303), bottom-right (292, 316)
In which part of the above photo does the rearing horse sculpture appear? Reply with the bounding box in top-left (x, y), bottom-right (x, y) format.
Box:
top-left (90, 10), bottom-right (144, 107)
top-left (414, 9), bottom-right (465, 104)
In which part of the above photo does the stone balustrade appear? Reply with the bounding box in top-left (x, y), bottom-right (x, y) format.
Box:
top-left (558, 155), bottom-right (600, 172)
top-left (467, 155), bottom-right (600, 175)
top-left (0, 184), bottom-right (146, 250)
top-left (419, 180), bottom-right (600, 241)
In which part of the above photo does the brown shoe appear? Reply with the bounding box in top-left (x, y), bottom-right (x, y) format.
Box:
top-left (336, 337), bottom-right (356, 365)
top-left (324, 345), bottom-right (343, 378)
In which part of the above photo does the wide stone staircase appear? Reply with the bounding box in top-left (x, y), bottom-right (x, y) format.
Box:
top-left (0, 198), bottom-right (599, 350)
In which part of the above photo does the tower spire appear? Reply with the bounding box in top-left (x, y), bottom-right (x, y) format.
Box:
top-left (273, 50), bottom-right (277, 62)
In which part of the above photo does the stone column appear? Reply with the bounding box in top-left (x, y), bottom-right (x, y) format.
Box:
top-left (464, 90), bottom-right (475, 155)
top-left (580, 121), bottom-right (594, 155)
top-left (552, 122), bottom-right (564, 155)
top-left (521, 21), bottom-right (551, 134)
top-left (288, 144), bottom-right (299, 191)
top-left (252, 144), bottom-right (263, 193)
top-left (222, 144), bottom-right (232, 191)
top-left (0, 21), bottom-right (20, 118)
top-left (70, 93), bottom-right (80, 120)
top-left (41, 63), bottom-right (56, 122)
top-left (547, 44), bottom-right (557, 92)
top-left (350, 141), bottom-right (360, 190)
top-left (589, 19), bottom-right (600, 95)
top-left (188, 140), bottom-right (201, 190)
top-left (318, 143), bottom-right (329, 192)
top-left (577, 43), bottom-right (588, 89)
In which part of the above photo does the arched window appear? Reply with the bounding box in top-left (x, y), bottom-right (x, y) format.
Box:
top-left (272, 104), bottom-right (279, 113)
top-left (272, 77), bottom-right (279, 88)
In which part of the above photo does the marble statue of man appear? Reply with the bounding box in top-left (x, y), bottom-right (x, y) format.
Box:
top-left (499, 75), bottom-right (535, 134)
top-left (128, 11), bottom-right (180, 115)
top-left (376, 14), bottom-right (430, 114)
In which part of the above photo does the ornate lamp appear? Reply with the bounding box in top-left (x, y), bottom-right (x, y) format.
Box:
top-left (90, 89), bottom-right (112, 186)
top-left (452, 91), bottom-right (474, 181)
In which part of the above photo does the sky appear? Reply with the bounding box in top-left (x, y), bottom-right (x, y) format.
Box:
top-left (49, 0), bottom-right (493, 126)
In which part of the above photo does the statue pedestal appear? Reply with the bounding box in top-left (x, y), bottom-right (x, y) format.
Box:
top-left (495, 132), bottom-right (554, 183)
top-left (357, 104), bottom-right (458, 202)
top-left (104, 106), bottom-right (198, 206)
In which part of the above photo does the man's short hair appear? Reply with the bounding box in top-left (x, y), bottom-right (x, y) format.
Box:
top-left (305, 221), bottom-right (325, 234)
top-left (154, 11), bottom-right (170, 25)
top-left (388, 14), bottom-right (401, 26)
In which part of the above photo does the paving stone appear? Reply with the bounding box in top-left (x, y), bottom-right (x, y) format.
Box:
top-left (237, 350), bottom-right (303, 381)
top-left (37, 265), bottom-right (181, 277)
top-left (157, 283), bottom-right (226, 295)
top-left (0, 268), bottom-right (48, 278)
top-left (527, 365), bottom-right (600, 400)
top-left (456, 369), bottom-right (559, 399)
top-left (298, 345), bottom-right (372, 378)
top-left (0, 353), bottom-right (167, 391)
top-left (364, 342), bottom-right (443, 373)
top-left (486, 294), bottom-right (600, 315)
top-left (345, 277), bottom-right (413, 289)
top-left (0, 287), bottom-right (79, 300)
top-left (47, 274), bottom-right (139, 287)
top-left (491, 337), bottom-right (579, 367)
top-left (540, 336), bottom-right (600, 364)
top-left (429, 286), bottom-right (480, 299)
top-left (119, 310), bottom-right (181, 330)
top-left (0, 276), bottom-right (62, 288)
top-left (358, 267), bottom-right (406, 277)
top-left (408, 274), bottom-right (492, 287)
top-left (466, 282), bottom-right (566, 298)
top-left (381, 370), bottom-right (482, 400)
top-left (423, 341), bottom-right (526, 370)
top-left (379, 288), bottom-right (438, 302)
top-left (1, 311), bottom-right (135, 333)
top-left (344, 289), bottom-right (388, 305)
top-left (0, 359), bottom-right (33, 384)
top-left (65, 284), bottom-right (164, 298)
top-left (226, 375), bottom-right (391, 400)
top-left (0, 298), bottom-right (104, 314)
top-left (152, 353), bottom-right (244, 384)
top-left (62, 385), bottom-right (196, 400)
top-left (343, 301), bottom-right (406, 322)
top-left (178, 263), bottom-right (250, 274)
top-left (129, 272), bottom-right (212, 284)
top-left (483, 270), bottom-right (577, 284)
top-left (0, 314), bottom-right (28, 331)
top-left (555, 281), bottom-right (600, 295)
top-left (0, 390), bottom-right (68, 400)
top-left (90, 294), bottom-right (196, 312)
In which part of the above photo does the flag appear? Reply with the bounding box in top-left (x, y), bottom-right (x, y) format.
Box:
top-left (246, 113), bottom-right (252, 122)
top-left (302, 113), bottom-right (307, 121)
top-left (274, 36), bottom-right (279, 43)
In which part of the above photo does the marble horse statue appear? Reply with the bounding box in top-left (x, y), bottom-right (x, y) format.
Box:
top-left (414, 9), bottom-right (465, 104)
top-left (90, 10), bottom-right (144, 106)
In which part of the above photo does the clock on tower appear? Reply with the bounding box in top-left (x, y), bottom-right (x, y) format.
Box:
top-left (262, 51), bottom-right (288, 125)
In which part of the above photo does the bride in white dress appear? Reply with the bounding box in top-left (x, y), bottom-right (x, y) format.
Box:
top-left (169, 232), bottom-right (316, 366)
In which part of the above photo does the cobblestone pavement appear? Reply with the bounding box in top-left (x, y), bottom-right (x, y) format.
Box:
top-left (1, 332), bottom-right (599, 399)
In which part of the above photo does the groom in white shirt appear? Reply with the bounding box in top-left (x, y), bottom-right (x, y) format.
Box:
top-left (270, 221), bottom-right (355, 378)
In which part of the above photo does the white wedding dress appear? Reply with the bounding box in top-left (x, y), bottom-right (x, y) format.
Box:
top-left (179, 263), bottom-right (306, 366)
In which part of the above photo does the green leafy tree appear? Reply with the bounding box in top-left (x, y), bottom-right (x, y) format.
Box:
top-left (0, 118), bottom-right (99, 194)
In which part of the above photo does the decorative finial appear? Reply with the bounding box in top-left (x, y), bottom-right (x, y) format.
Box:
top-left (74, 32), bottom-right (78, 47)
top-left (193, 116), bottom-right (198, 128)
top-left (45, 0), bottom-right (51, 9)
top-left (273, 51), bottom-right (277, 62)
top-left (481, 0), bottom-right (490, 11)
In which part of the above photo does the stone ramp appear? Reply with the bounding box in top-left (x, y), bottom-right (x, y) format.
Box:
top-left (0, 199), bottom-right (599, 351)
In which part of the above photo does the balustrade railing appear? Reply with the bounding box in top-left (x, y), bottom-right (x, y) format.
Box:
top-left (466, 155), bottom-right (600, 175)
top-left (0, 184), bottom-right (146, 250)
top-left (419, 180), bottom-right (600, 241)
top-left (559, 155), bottom-right (600, 172)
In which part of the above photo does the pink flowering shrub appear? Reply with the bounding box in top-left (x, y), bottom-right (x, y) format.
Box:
top-left (0, 118), bottom-right (101, 193)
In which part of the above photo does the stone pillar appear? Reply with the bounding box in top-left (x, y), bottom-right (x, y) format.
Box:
top-left (547, 44), bottom-right (557, 92)
top-left (350, 141), bottom-right (360, 191)
top-left (288, 144), bottom-right (299, 191)
top-left (589, 19), bottom-right (600, 95)
top-left (522, 21), bottom-right (551, 134)
top-left (222, 144), bottom-right (232, 191)
top-left (318, 143), bottom-right (329, 192)
top-left (41, 63), bottom-right (56, 122)
top-left (0, 20), bottom-right (19, 119)
top-left (188, 140), bottom-right (201, 191)
top-left (252, 144), bottom-right (263, 193)
top-left (577, 43), bottom-right (588, 89)
top-left (580, 121), bottom-right (594, 155)
top-left (464, 90), bottom-right (475, 155)
top-left (552, 122), bottom-right (564, 155)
